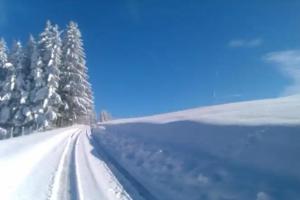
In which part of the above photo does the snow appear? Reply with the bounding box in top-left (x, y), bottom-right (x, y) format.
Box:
top-left (106, 95), bottom-right (300, 126)
top-left (0, 125), bottom-right (132, 200)
top-left (3, 62), bottom-right (13, 69)
top-left (0, 95), bottom-right (299, 200)
top-left (93, 95), bottom-right (300, 200)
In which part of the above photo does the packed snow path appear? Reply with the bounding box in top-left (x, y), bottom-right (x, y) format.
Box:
top-left (0, 125), bottom-right (132, 200)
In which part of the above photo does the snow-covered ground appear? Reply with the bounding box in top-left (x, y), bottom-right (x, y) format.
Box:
top-left (1, 95), bottom-right (300, 200)
top-left (106, 95), bottom-right (300, 126)
top-left (0, 125), bottom-right (131, 200)
top-left (94, 95), bottom-right (300, 200)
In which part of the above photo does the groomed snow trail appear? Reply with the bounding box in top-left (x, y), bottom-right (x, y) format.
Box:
top-left (0, 125), bottom-right (132, 200)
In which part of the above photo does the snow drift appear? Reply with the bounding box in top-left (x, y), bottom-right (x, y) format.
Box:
top-left (93, 95), bottom-right (300, 200)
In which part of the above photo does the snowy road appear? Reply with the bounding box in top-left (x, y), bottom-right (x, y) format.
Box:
top-left (0, 125), bottom-right (132, 200)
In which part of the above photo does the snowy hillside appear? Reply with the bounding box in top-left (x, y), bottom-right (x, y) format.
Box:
top-left (106, 94), bottom-right (300, 125)
top-left (94, 95), bottom-right (300, 200)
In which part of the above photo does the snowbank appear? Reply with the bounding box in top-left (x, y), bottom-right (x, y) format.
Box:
top-left (93, 95), bottom-right (300, 200)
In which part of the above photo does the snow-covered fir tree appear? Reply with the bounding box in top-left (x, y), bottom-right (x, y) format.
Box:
top-left (0, 38), bottom-right (16, 129)
top-left (32, 21), bottom-right (62, 129)
top-left (8, 40), bottom-right (31, 134)
top-left (99, 110), bottom-right (112, 122)
top-left (20, 35), bottom-right (39, 131)
top-left (28, 36), bottom-right (45, 130)
top-left (60, 21), bottom-right (95, 125)
top-left (86, 83), bottom-right (95, 123)
top-left (0, 38), bottom-right (8, 87)
top-left (0, 38), bottom-right (9, 128)
top-left (0, 20), bottom-right (95, 137)
top-left (0, 38), bottom-right (8, 76)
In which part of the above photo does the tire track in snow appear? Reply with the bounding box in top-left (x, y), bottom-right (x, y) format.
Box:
top-left (73, 131), bottom-right (85, 200)
top-left (78, 132), bottom-right (101, 192)
top-left (48, 129), bottom-right (81, 200)
top-left (49, 126), bottom-right (138, 200)
top-left (0, 127), bottom-right (80, 200)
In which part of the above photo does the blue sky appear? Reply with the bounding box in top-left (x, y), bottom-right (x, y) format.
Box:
top-left (0, 0), bottom-right (300, 118)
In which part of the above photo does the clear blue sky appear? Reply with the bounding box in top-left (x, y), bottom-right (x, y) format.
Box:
top-left (1, 0), bottom-right (300, 118)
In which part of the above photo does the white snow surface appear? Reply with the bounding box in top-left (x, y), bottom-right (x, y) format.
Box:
top-left (1, 95), bottom-right (300, 200)
top-left (107, 95), bottom-right (300, 125)
top-left (0, 125), bottom-right (132, 200)
top-left (94, 95), bottom-right (300, 200)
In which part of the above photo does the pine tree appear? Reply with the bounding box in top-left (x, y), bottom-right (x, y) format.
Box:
top-left (0, 38), bottom-right (16, 129)
top-left (85, 82), bottom-right (95, 123)
top-left (60, 21), bottom-right (94, 125)
top-left (29, 35), bottom-right (45, 130)
top-left (19, 35), bottom-right (38, 131)
top-left (0, 38), bottom-right (8, 85)
top-left (8, 40), bottom-right (29, 134)
top-left (0, 20), bottom-right (96, 134)
top-left (99, 110), bottom-right (112, 122)
top-left (32, 21), bottom-right (62, 129)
